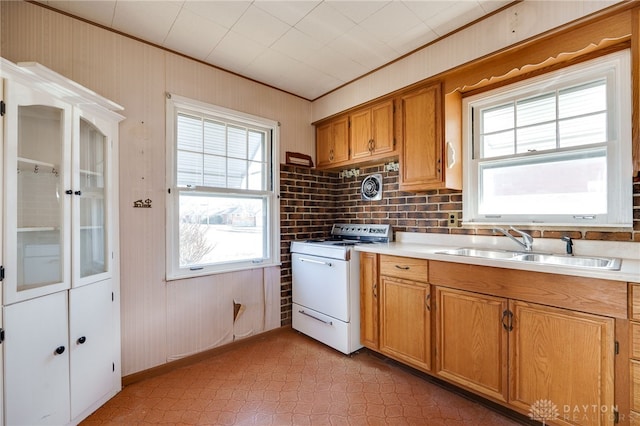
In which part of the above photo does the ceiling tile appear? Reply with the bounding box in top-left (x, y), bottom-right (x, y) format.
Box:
top-left (386, 22), bottom-right (438, 54)
top-left (206, 30), bottom-right (266, 73)
top-left (181, 0), bottom-right (251, 29)
top-left (254, 1), bottom-right (321, 26)
top-left (428, 2), bottom-right (486, 37)
top-left (112, 1), bottom-right (182, 45)
top-left (327, 1), bottom-right (390, 24)
top-left (303, 45), bottom-right (368, 82)
top-left (402, 1), bottom-right (457, 23)
top-left (328, 25), bottom-right (397, 70)
top-left (47, 0), bottom-right (116, 27)
top-left (271, 28), bottom-right (324, 62)
top-left (358, 2), bottom-right (423, 45)
top-left (163, 8), bottom-right (229, 60)
top-left (231, 5), bottom-right (291, 47)
top-left (295, 2), bottom-right (356, 45)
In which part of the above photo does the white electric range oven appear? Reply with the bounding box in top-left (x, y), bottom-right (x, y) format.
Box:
top-left (290, 224), bottom-right (392, 354)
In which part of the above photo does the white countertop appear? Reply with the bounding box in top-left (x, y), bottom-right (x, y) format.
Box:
top-left (355, 232), bottom-right (640, 283)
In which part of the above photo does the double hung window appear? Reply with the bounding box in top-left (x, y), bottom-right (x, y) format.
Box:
top-left (166, 95), bottom-right (279, 279)
top-left (463, 50), bottom-right (632, 226)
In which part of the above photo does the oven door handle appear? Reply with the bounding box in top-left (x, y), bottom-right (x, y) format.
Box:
top-left (298, 257), bottom-right (333, 267)
top-left (299, 310), bottom-right (333, 326)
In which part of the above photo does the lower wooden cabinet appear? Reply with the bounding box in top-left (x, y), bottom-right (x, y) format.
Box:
top-left (509, 300), bottom-right (615, 426)
top-left (360, 251), bottom-right (379, 350)
top-left (360, 254), bottom-right (623, 426)
top-left (380, 275), bottom-right (430, 371)
top-left (435, 287), bottom-right (508, 402)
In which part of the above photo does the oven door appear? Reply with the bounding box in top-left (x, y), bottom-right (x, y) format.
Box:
top-left (292, 252), bottom-right (349, 322)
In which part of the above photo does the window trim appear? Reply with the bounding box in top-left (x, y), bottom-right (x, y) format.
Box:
top-left (166, 94), bottom-right (280, 280)
top-left (462, 50), bottom-right (632, 227)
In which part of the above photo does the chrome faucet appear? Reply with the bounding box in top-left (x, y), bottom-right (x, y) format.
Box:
top-left (493, 226), bottom-right (534, 252)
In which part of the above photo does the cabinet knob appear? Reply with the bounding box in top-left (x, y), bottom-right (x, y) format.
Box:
top-left (77, 336), bottom-right (87, 345)
top-left (65, 190), bottom-right (73, 195)
top-left (74, 190), bottom-right (82, 196)
top-left (54, 346), bottom-right (66, 355)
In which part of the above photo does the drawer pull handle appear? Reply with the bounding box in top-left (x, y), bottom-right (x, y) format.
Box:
top-left (395, 265), bottom-right (410, 270)
top-left (299, 310), bottom-right (333, 326)
top-left (299, 257), bottom-right (332, 267)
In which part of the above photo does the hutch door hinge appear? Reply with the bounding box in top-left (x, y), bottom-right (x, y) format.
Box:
top-left (0, 100), bottom-right (5, 117)
top-left (0, 328), bottom-right (4, 343)
top-left (0, 265), bottom-right (4, 281)
top-left (614, 341), bottom-right (619, 355)
top-left (613, 408), bottom-right (619, 423)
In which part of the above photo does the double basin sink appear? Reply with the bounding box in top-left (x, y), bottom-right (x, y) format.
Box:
top-left (436, 247), bottom-right (622, 271)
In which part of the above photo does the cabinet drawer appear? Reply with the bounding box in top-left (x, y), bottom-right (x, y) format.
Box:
top-left (379, 255), bottom-right (428, 282)
top-left (631, 284), bottom-right (640, 321)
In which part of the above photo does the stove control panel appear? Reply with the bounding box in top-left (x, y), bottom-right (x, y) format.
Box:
top-left (330, 224), bottom-right (392, 241)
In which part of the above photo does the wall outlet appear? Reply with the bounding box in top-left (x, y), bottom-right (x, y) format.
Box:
top-left (448, 213), bottom-right (459, 227)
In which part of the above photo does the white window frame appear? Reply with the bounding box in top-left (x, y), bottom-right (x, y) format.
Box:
top-left (462, 50), bottom-right (632, 227)
top-left (166, 94), bottom-right (280, 280)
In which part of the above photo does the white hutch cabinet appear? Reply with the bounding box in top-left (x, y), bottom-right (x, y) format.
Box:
top-left (0, 58), bottom-right (124, 425)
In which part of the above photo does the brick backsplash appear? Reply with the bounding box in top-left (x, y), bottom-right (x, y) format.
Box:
top-left (280, 164), bottom-right (640, 325)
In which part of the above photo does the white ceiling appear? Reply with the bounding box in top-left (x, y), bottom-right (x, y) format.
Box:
top-left (39, 0), bottom-right (512, 100)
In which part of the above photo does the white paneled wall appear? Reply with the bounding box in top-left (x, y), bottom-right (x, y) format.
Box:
top-left (312, 0), bottom-right (619, 121)
top-left (1, 0), bottom-right (309, 375)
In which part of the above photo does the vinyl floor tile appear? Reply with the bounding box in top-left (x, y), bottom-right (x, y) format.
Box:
top-left (82, 328), bottom-right (529, 425)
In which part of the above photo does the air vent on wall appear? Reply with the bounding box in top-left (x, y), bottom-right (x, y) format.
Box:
top-left (361, 174), bottom-right (383, 201)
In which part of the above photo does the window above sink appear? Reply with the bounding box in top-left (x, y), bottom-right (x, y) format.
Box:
top-left (462, 50), bottom-right (632, 228)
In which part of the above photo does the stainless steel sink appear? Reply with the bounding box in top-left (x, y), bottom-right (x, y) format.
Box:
top-left (436, 247), bottom-right (622, 270)
top-left (514, 253), bottom-right (622, 270)
top-left (435, 248), bottom-right (521, 260)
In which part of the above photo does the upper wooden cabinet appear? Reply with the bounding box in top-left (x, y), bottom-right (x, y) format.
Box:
top-left (397, 82), bottom-right (462, 192)
top-left (350, 99), bottom-right (395, 160)
top-left (316, 114), bottom-right (349, 168)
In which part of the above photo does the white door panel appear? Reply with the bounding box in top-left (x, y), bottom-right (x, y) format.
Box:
top-left (4, 292), bottom-right (70, 425)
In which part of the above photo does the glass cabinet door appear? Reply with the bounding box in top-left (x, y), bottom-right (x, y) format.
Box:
top-left (4, 81), bottom-right (72, 304)
top-left (73, 114), bottom-right (112, 286)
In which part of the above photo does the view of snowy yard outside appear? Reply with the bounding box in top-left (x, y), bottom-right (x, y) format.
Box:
top-left (179, 195), bottom-right (264, 268)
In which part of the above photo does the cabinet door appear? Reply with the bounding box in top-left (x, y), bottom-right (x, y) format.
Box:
top-left (316, 121), bottom-right (334, 168)
top-left (398, 83), bottom-right (443, 191)
top-left (350, 108), bottom-right (372, 160)
top-left (69, 279), bottom-right (115, 419)
top-left (379, 275), bottom-right (431, 371)
top-left (72, 112), bottom-right (115, 287)
top-left (435, 287), bottom-right (508, 402)
top-left (331, 116), bottom-right (350, 164)
top-left (351, 101), bottom-right (394, 160)
top-left (4, 81), bottom-right (72, 304)
top-left (359, 251), bottom-right (378, 349)
top-left (316, 116), bottom-right (349, 168)
top-left (370, 100), bottom-right (394, 156)
top-left (4, 291), bottom-right (71, 425)
top-left (509, 301), bottom-right (615, 426)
